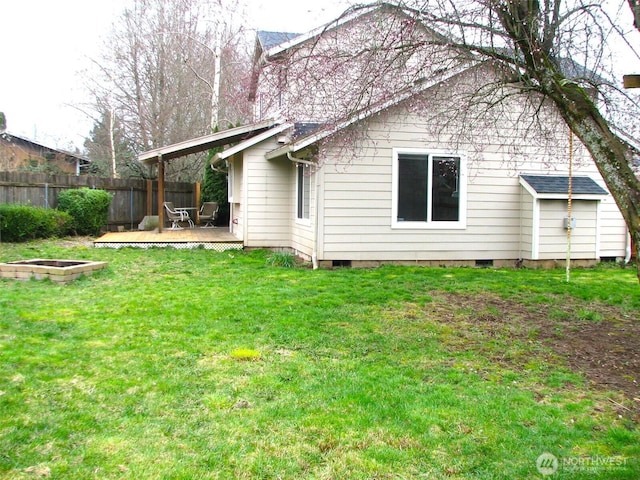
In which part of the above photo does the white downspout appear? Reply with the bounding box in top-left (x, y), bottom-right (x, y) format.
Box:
top-left (288, 151), bottom-right (319, 269)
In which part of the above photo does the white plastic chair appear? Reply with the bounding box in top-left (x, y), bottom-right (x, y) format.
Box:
top-left (164, 202), bottom-right (194, 229)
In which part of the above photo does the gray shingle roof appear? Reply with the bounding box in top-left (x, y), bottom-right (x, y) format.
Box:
top-left (257, 31), bottom-right (300, 50)
top-left (293, 122), bottom-right (323, 139)
top-left (520, 175), bottom-right (608, 195)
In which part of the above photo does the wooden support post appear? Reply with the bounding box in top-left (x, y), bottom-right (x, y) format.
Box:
top-left (158, 155), bottom-right (165, 233)
top-left (194, 182), bottom-right (201, 224)
top-left (146, 179), bottom-right (153, 217)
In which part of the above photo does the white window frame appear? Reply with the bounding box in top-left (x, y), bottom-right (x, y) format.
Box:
top-left (296, 163), bottom-right (312, 225)
top-left (391, 147), bottom-right (467, 229)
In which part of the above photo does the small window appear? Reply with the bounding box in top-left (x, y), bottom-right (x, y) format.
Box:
top-left (296, 163), bottom-right (311, 221)
top-left (392, 149), bottom-right (466, 229)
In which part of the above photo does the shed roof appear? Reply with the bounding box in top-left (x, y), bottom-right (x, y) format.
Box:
top-left (520, 175), bottom-right (608, 198)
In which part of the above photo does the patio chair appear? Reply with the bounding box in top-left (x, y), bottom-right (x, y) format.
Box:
top-left (164, 202), bottom-right (193, 229)
top-left (199, 202), bottom-right (219, 228)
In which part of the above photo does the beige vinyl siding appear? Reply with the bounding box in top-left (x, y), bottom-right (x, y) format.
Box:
top-left (320, 134), bottom-right (525, 261)
top-left (244, 139), bottom-right (292, 248)
top-left (290, 164), bottom-right (316, 258)
top-left (316, 100), bottom-right (626, 262)
top-left (598, 196), bottom-right (628, 258)
top-left (537, 200), bottom-right (598, 259)
top-left (231, 201), bottom-right (243, 240)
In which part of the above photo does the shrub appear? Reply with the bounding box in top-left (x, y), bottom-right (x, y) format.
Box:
top-left (201, 126), bottom-right (231, 226)
top-left (0, 204), bottom-right (73, 242)
top-left (57, 188), bottom-right (112, 236)
top-left (266, 251), bottom-right (297, 268)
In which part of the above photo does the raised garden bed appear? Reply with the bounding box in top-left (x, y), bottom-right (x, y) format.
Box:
top-left (0, 259), bottom-right (108, 284)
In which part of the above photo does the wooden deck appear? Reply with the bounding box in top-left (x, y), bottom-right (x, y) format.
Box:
top-left (94, 227), bottom-right (243, 251)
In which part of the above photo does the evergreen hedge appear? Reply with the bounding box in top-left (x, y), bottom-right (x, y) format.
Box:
top-left (202, 141), bottom-right (229, 226)
top-left (57, 188), bottom-right (112, 236)
top-left (0, 204), bottom-right (73, 242)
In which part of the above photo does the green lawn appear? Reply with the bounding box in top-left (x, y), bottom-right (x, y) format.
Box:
top-left (0, 240), bottom-right (638, 479)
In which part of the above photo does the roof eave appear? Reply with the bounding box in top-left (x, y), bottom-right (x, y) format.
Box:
top-left (138, 118), bottom-right (286, 165)
top-left (212, 122), bottom-right (295, 163)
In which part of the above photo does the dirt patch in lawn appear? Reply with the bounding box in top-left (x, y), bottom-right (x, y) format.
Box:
top-left (435, 292), bottom-right (639, 416)
top-left (52, 236), bottom-right (95, 248)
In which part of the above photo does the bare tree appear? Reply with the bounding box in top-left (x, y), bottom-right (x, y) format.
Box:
top-left (85, 0), bottom-right (251, 182)
top-left (255, 1), bottom-right (640, 279)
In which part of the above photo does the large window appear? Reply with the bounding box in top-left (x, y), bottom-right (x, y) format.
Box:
top-left (392, 149), bottom-right (466, 229)
top-left (296, 163), bottom-right (311, 222)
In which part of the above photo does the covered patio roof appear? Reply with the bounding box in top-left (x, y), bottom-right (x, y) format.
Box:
top-left (139, 118), bottom-right (286, 165)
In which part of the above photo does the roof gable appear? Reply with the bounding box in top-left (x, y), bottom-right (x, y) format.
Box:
top-left (264, 62), bottom-right (477, 159)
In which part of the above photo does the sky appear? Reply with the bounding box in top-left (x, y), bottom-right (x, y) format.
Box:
top-left (0, 1), bottom-right (637, 152)
top-left (0, 0), bottom-right (351, 151)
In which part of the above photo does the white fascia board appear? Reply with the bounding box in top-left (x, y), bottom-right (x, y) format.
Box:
top-left (213, 122), bottom-right (294, 163)
top-left (519, 176), bottom-right (539, 198)
top-left (535, 193), bottom-right (607, 201)
top-left (139, 118), bottom-right (286, 164)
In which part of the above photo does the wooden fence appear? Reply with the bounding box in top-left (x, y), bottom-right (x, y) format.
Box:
top-left (0, 172), bottom-right (197, 231)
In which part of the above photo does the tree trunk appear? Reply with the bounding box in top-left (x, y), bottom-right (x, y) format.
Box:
top-left (547, 81), bottom-right (640, 279)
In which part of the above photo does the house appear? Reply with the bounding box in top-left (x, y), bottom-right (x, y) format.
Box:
top-left (140, 3), bottom-right (630, 267)
top-left (0, 131), bottom-right (90, 175)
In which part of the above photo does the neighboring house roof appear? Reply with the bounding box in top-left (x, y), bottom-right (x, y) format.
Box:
top-left (138, 119), bottom-right (286, 165)
top-left (256, 31), bottom-right (300, 51)
top-left (519, 175), bottom-right (608, 199)
top-left (0, 131), bottom-right (90, 170)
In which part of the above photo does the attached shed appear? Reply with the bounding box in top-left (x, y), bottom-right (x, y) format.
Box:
top-left (519, 175), bottom-right (611, 264)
